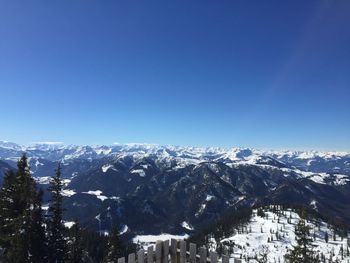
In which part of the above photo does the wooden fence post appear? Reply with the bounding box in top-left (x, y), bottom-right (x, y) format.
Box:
top-left (222, 255), bottom-right (229, 263)
top-left (189, 243), bottom-right (196, 263)
top-left (136, 240), bottom-right (233, 263)
top-left (179, 240), bottom-right (186, 263)
top-left (209, 251), bottom-right (218, 263)
top-left (170, 239), bottom-right (177, 263)
top-left (156, 241), bottom-right (162, 263)
top-left (199, 247), bottom-right (207, 263)
top-left (137, 249), bottom-right (145, 263)
top-left (147, 245), bottom-right (154, 263)
top-left (128, 253), bottom-right (136, 263)
top-left (163, 240), bottom-right (169, 263)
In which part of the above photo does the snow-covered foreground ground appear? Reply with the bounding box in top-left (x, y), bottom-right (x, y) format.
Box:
top-left (130, 207), bottom-right (349, 262)
top-left (209, 208), bottom-right (350, 263)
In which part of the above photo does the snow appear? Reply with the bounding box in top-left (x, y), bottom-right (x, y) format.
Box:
top-left (141, 164), bottom-right (150, 169)
top-left (195, 203), bottom-right (206, 217)
top-left (206, 194), bottom-right (214, 201)
top-left (35, 159), bottom-right (43, 167)
top-left (181, 221), bottom-right (194, 231)
top-left (213, 207), bottom-right (350, 262)
top-left (130, 169), bottom-right (146, 177)
top-left (279, 168), bottom-right (350, 186)
top-left (310, 200), bottom-right (317, 210)
top-left (333, 174), bottom-right (350, 185)
top-left (82, 190), bottom-right (108, 201)
top-left (64, 221), bottom-right (75, 228)
top-left (1, 141), bottom-right (349, 190)
top-left (62, 179), bottom-right (71, 186)
top-left (306, 173), bottom-right (349, 186)
top-left (120, 225), bottom-right (129, 235)
top-left (61, 189), bottom-right (76, 197)
top-left (34, 176), bottom-right (51, 184)
top-left (102, 164), bottom-right (115, 173)
top-left (95, 147), bottom-right (112, 155)
top-left (83, 190), bottom-right (103, 195)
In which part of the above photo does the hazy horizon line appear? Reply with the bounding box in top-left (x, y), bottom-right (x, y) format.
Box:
top-left (0, 139), bottom-right (349, 153)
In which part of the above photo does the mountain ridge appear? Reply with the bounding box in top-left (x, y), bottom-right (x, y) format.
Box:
top-left (0, 140), bottom-right (349, 238)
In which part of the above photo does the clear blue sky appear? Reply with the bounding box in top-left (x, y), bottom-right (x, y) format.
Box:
top-left (0, 1), bottom-right (349, 150)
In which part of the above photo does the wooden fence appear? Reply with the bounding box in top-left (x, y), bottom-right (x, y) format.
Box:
top-left (117, 239), bottom-right (241, 263)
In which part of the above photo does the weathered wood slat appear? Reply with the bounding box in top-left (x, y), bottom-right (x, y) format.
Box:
top-left (118, 257), bottom-right (126, 263)
top-left (179, 240), bottom-right (186, 263)
top-left (156, 241), bottom-right (162, 263)
top-left (147, 245), bottom-right (154, 263)
top-left (170, 239), bottom-right (177, 263)
top-left (222, 255), bottom-right (229, 263)
top-left (128, 253), bottom-right (136, 263)
top-left (209, 252), bottom-right (217, 263)
top-left (189, 243), bottom-right (196, 263)
top-left (163, 240), bottom-right (170, 263)
top-left (137, 249), bottom-right (145, 263)
top-left (199, 247), bottom-right (207, 263)
top-left (131, 240), bottom-right (233, 263)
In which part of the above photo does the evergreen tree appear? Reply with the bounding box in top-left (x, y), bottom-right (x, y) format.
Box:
top-left (285, 219), bottom-right (315, 263)
top-left (28, 189), bottom-right (47, 262)
top-left (67, 220), bottom-right (84, 263)
top-left (104, 225), bottom-right (124, 263)
top-left (0, 154), bottom-right (45, 262)
top-left (47, 163), bottom-right (67, 263)
top-left (0, 170), bottom-right (19, 250)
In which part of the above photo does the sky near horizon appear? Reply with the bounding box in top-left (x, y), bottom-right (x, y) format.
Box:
top-left (0, 1), bottom-right (349, 151)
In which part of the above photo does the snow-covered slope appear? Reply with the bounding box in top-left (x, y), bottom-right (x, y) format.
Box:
top-left (208, 207), bottom-right (350, 263)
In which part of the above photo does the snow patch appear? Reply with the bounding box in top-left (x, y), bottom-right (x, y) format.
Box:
top-left (130, 169), bottom-right (146, 177)
top-left (120, 225), bottom-right (129, 235)
top-left (64, 221), bottom-right (75, 228)
top-left (181, 221), bottom-right (194, 231)
top-left (206, 195), bottom-right (214, 201)
top-left (62, 189), bottom-right (76, 197)
top-left (102, 164), bottom-right (116, 173)
top-left (82, 190), bottom-right (108, 201)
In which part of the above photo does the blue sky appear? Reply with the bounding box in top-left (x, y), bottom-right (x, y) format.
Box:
top-left (0, 1), bottom-right (349, 150)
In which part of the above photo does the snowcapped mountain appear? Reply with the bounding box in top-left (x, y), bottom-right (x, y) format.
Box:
top-left (1, 141), bottom-right (349, 175)
top-left (0, 140), bottom-right (349, 238)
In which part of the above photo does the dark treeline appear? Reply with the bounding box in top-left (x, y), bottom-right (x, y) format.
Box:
top-left (188, 207), bottom-right (253, 250)
top-left (0, 154), bottom-right (135, 263)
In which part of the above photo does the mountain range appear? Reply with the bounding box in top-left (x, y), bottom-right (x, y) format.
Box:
top-left (0, 140), bottom-right (349, 238)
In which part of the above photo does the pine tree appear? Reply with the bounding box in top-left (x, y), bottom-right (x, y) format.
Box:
top-left (104, 225), bottom-right (124, 263)
top-left (10, 155), bottom-right (35, 262)
top-left (67, 220), bottom-right (84, 263)
top-left (285, 219), bottom-right (315, 263)
top-left (47, 163), bottom-right (67, 263)
top-left (28, 189), bottom-right (47, 262)
top-left (0, 170), bottom-right (19, 250)
top-left (0, 154), bottom-right (45, 262)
